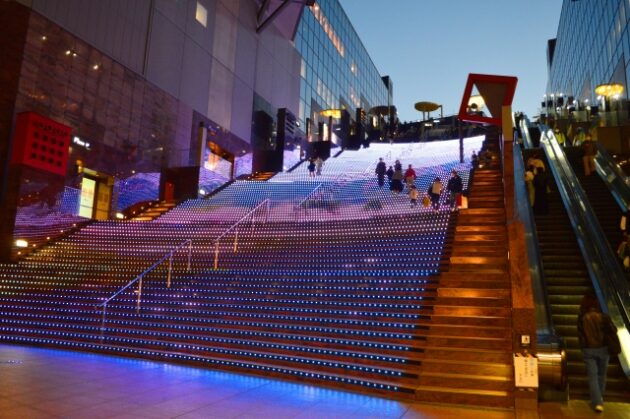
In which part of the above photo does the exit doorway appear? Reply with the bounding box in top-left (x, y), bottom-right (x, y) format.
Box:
top-left (79, 169), bottom-right (113, 220)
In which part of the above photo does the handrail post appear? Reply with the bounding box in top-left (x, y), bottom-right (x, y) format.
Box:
top-left (167, 254), bottom-right (173, 288)
top-left (99, 304), bottom-right (107, 343)
top-left (266, 199), bottom-right (270, 223)
top-left (187, 240), bottom-right (192, 271)
top-left (233, 228), bottom-right (239, 252)
top-left (136, 275), bottom-right (143, 313)
top-left (214, 242), bottom-right (219, 270)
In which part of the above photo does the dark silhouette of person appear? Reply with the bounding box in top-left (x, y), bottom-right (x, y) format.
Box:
top-left (577, 293), bottom-right (617, 412)
top-left (533, 167), bottom-right (549, 215)
top-left (390, 167), bottom-right (404, 194)
top-left (446, 170), bottom-right (463, 211)
top-left (375, 158), bottom-right (386, 187)
top-left (386, 166), bottom-right (394, 181)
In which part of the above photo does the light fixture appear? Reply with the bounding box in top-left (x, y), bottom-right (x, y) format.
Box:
top-left (595, 83), bottom-right (624, 98)
top-left (320, 109), bottom-right (342, 119)
top-left (15, 239), bottom-right (28, 248)
top-left (467, 95), bottom-right (485, 110)
top-left (115, 212), bottom-right (125, 219)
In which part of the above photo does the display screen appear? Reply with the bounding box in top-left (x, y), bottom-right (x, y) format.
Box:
top-left (79, 177), bottom-right (95, 218)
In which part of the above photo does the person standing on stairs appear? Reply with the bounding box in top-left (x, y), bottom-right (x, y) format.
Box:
top-left (554, 128), bottom-right (567, 147)
top-left (620, 205), bottom-right (630, 237)
top-left (315, 157), bottom-right (324, 176)
top-left (427, 177), bottom-right (443, 211)
top-left (409, 185), bottom-right (419, 207)
top-left (573, 127), bottom-right (587, 146)
top-left (390, 166), bottom-right (404, 194)
top-left (533, 167), bottom-right (549, 215)
top-left (582, 135), bottom-right (597, 176)
top-left (404, 164), bottom-right (417, 192)
top-left (471, 151), bottom-right (479, 169)
top-left (524, 165), bottom-right (536, 207)
top-left (446, 170), bottom-right (463, 211)
top-left (375, 158), bottom-right (387, 187)
top-left (577, 293), bottom-right (617, 413)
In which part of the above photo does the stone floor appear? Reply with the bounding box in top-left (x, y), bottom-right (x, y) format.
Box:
top-left (0, 344), bottom-right (628, 419)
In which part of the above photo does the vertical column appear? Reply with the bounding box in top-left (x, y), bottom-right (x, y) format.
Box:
top-left (0, 2), bottom-right (31, 262)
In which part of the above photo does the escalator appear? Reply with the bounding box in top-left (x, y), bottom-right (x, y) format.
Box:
top-left (518, 118), bottom-right (630, 402)
top-left (563, 146), bottom-right (624, 255)
top-left (522, 149), bottom-right (629, 400)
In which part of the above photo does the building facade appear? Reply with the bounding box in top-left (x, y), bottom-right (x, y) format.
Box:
top-left (0, 0), bottom-right (391, 261)
top-left (546, 0), bottom-right (630, 111)
top-left (294, 0), bottom-right (389, 130)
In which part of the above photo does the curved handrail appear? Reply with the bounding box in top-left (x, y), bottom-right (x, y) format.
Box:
top-left (540, 126), bottom-right (630, 376)
top-left (594, 142), bottom-right (630, 210)
top-left (520, 116), bottom-right (535, 149)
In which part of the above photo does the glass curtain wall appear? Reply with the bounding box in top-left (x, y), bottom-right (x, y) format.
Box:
top-left (294, 0), bottom-right (388, 130)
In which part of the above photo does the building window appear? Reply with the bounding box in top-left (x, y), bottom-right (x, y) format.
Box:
top-left (196, 2), bottom-right (208, 27)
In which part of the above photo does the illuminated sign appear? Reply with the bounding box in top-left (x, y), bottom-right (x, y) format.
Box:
top-left (73, 136), bottom-right (91, 150)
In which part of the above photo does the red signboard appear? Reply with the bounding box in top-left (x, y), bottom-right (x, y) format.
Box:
top-left (458, 73), bottom-right (518, 126)
top-left (11, 112), bottom-right (71, 176)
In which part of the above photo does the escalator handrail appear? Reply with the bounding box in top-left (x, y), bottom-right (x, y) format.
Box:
top-left (594, 142), bottom-right (630, 210)
top-left (540, 125), bottom-right (630, 376)
top-left (513, 144), bottom-right (556, 336)
top-left (520, 118), bottom-right (535, 149)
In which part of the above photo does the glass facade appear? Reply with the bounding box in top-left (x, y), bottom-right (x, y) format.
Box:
top-left (294, 0), bottom-right (389, 128)
top-left (547, 0), bottom-right (630, 104)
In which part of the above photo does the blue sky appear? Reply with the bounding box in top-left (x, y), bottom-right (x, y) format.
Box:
top-left (339, 0), bottom-right (563, 122)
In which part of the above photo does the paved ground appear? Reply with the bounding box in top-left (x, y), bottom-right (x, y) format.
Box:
top-left (0, 344), bottom-right (628, 419)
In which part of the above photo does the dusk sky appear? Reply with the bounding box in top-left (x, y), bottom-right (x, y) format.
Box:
top-left (339, 0), bottom-right (563, 122)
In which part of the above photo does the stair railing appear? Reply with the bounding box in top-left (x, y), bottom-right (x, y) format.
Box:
top-left (213, 199), bottom-right (270, 269)
top-left (295, 171), bottom-right (358, 221)
top-left (294, 183), bottom-right (323, 215)
top-left (95, 239), bottom-right (192, 340)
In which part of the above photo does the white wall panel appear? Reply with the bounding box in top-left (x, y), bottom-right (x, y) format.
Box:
top-left (208, 58), bottom-right (233, 130)
top-left (212, 2), bottom-right (237, 72)
top-left (146, 11), bottom-right (185, 99)
top-left (254, 46), bottom-right (274, 101)
top-left (231, 77), bottom-right (254, 143)
top-left (234, 24), bottom-right (257, 89)
top-left (179, 38), bottom-right (212, 114)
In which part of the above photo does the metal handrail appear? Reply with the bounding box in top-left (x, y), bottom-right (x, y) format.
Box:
top-left (594, 142), bottom-right (630, 210)
top-left (520, 117), bottom-right (535, 149)
top-left (213, 199), bottom-right (270, 269)
top-left (541, 126), bottom-right (630, 376)
top-left (95, 239), bottom-right (192, 339)
top-left (295, 183), bottom-right (323, 210)
top-left (514, 145), bottom-right (555, 335)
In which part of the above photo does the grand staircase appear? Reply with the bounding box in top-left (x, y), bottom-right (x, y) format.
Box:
top-left (0, 138), bottom-right (523, 408)
top-left (423, 134), bottom-right (513, 407)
